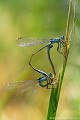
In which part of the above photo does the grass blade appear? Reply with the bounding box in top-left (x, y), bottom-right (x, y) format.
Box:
top-left (47, 0), bottom-right (75, 119)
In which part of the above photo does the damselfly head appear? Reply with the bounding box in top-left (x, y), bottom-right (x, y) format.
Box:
top-left (60, 36), bottom-right (65, 40)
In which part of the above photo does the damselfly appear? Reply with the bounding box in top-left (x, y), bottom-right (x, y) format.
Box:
top-left (1, 36), bottom-right (65, 94)
top-left (17, 36), bottom-right (65, 76)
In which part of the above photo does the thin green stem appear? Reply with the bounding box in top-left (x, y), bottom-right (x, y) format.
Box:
top-left (47, 0), bottom-right (73, 120)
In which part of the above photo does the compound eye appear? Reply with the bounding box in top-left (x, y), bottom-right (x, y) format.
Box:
top-left (60, 36), bottom-right (64, 39)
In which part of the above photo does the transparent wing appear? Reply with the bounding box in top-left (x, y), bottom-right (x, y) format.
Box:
top-left (16, 37), bottom-right (50, 47)
top-left (21, 82), bottom-right (39, 95)
top-left (0, 79), bottom-right (38, 94)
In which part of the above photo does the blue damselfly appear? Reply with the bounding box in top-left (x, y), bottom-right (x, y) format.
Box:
top-left (17, 36), bottom-right (65, 76)
top-left (0, 36), bottom-right (65, 94)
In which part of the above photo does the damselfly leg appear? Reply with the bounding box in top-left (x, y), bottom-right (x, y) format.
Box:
top-left (57, 40), bottom-right (65, 56)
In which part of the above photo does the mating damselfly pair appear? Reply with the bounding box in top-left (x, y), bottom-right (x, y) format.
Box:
top-left (1, 36), bottom-right (65, 94)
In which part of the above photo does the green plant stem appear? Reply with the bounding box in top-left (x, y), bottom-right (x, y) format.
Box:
top-left (47, 0), bottom-right (73, 120)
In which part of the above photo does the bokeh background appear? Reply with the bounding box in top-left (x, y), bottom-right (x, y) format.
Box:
top-left (0, 0), bottom-right (80, 120)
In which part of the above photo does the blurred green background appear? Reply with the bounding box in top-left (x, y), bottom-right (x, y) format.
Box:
top-left (0, 0), bottom-right (80, 120)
